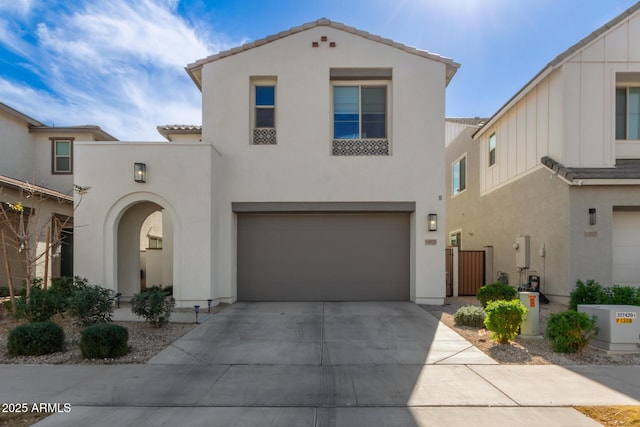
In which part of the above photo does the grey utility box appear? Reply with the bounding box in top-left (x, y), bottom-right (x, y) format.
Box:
top-left (578, 305), bottom-right (640, 352)
top-left (519, 292), bottom-right (540, 336)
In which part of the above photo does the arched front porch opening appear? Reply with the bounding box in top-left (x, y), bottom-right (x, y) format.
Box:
top-left (116, 201), bottom-right (174, 298)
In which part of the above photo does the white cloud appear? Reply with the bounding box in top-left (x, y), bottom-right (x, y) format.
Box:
top-left (1, 0), bottom-right (239, 140)
top-left (0, 0), bottom-right (34, 16)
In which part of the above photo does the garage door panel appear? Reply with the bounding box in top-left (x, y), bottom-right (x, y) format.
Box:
top-left (237, 213), bottom-right (409, 301)
top-left (613, 210), bottom-right (640, 285)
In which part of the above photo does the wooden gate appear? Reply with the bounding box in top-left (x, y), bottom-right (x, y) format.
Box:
top-left (445, 248), bottom-right (453, 297)
top-left (458, 250), bottom-right (485, 296)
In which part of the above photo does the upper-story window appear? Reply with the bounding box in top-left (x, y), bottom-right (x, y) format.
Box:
top-left (488, 132), bottom-right (496, 166)
top-left (452, 155), bottom-right (466, 196)
top-left (51, 138), bottom-right (73, 174)
top-left (251, 77), bottom-right (276, 145)
top-left (616, 87), bottom-right (640, 140)
top-left (330, 68), bottom-right (391, 156)
top-left (333, 86), bottom-right (386, 139)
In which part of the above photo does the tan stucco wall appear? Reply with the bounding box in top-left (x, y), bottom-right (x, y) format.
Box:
top-left (568, 185), bottom-right (640, 288)
top-left (446, 128), bottom-right (571, 299)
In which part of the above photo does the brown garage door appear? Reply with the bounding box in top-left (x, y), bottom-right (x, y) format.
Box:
top-left (237, 213), bottom-right (410, 301)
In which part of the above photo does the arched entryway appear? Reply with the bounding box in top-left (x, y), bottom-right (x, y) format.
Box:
top-left (115, 200), bottom-right (174, 299)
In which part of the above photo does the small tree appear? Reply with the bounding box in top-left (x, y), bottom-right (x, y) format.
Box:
top-left (0, 183), bottom-right (90, 308)
top-left (131, 288), bottom-right (175, 327)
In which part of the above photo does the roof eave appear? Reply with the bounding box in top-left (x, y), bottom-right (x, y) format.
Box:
top-left (29, 126), bottom-right (119, 141)
top-left (185, 18), bottom-right (460, 88)
top-left (0, 102), bottom-right (44, 127)
top-left (0, 175), bottom-right (74, 203)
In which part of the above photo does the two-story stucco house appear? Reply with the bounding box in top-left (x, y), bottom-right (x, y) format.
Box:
top-left (446, 3), bottom-right (640, 302)
top-left (0, 102), bottom-right (116, 288)
top-left (73, 19), bottom-right (459, 307)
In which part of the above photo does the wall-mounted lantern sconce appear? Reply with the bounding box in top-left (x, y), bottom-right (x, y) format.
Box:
top-left (589, 208), bottom-right (596, 225)
top-left (428, 214), bottom-right (438, 232)
top-left (134, 162), bottom-right (146, 183)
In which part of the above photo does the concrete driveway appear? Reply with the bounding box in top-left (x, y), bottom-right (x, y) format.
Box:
top-left (148, 301), bottom-right (494, 366)
top-left (11, 301), bottom-right (637, 426)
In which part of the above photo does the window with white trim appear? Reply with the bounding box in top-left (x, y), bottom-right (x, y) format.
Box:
top-left (51, 138), bottom-right (73, 174)
top-left (616, 87), bottom-right (640, 140)
top-left (488, 132), bottom-right (496, 166)
top-left (452, 155), bottom-right (466, 196)
top-left (251, 77), bottom-right (276, 145)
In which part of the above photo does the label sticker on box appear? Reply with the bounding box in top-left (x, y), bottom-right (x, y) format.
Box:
top-left (615, 312), bottom-right (636, 324)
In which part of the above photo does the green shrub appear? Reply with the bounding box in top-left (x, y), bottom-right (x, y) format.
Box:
top-left (141, 285), bottom-right (173, 297)
top-left (483, 299), bottom-right (527, 344)
top-left (608, 285), bottom-right (640, 306)
top-left (131, 288), bottom-right (175, 327)
top-left (7, 321), bottom-right (65, 356)
top-left (570, 280), bottom-right (640, 310)
top-left (569, 280), bottom-right (609, 310)
top-left (453, 305), bottom-right (486, 328)
top-left (67, 285), bottom-right (114, 327)
top-left (545, 311), bottom-right (598, 353)
top-left (476, 283), bottom-right (518, 308)
top-left (50, 276), bottom-right (90, 299)
top-left (80, 323), bottom-right (129, 359)
top-left (13, 284), bottom-right (65, 322)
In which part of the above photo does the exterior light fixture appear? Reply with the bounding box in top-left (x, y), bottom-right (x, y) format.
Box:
top-left (134, 162), bottom-right (146, 183)
top-left (194, 305), bottom-right (200, 324)
top-left (589, 208), bottom-right (596, 225)
top-left (428, 214), bottom-right (438, 232)
top-left (115, 292), bottom-right (122, 309)
top-left (207, 299), bottom-right (212, 313)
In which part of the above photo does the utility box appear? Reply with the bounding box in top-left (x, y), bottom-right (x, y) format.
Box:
top-left (519, 292), bottom-right (539, 336)
top-left (515, 235), bottom-right (530, 268)
top-left (578, 305), bottom-right (640, 352)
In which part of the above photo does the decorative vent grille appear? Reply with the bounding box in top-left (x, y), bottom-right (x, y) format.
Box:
top-left (253, 128), bottom-right (277, 145)
top-left (332, 139), bottom-right (389, 156)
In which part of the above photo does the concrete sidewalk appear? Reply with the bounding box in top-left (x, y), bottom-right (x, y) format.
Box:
top-left (0, 302), bottom-right (635, 426)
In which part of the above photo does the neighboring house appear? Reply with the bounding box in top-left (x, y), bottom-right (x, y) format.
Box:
top-left (446, 3), bottom-right (640, 302)
top-left (0, 102), bottom-right (117, 288)
top-left (74, 18), bottom-right (459, 306)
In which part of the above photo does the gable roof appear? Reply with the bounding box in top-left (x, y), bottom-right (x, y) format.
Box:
top-left (186, 18), bottom-right (460, 90)
top-left (1, 101), bottom-right (118, 141)
top-left (0, 102), bottom-right (44, 127)
top-left (475, 1), bottom-right (640, 138)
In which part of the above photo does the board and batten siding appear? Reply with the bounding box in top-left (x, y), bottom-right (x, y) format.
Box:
top-left (479, 11), bottom-right (640, 195)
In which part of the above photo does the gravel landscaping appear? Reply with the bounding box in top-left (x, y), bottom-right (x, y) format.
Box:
top-left (1, 298), bottom-right (639, 365)
top-left (424, 297), bottom-right (640, 365)
top-left (0, 306), bottom-right (204, 365)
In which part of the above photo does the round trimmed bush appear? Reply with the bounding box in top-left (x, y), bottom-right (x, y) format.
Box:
top-left (453, 305), bottom-right (486, 328)
top-left (545, 311), bottom-right (598, 353)
top-left (7, 321), bottom-right (65, 356)
top-left (80, 323), bottom-right (129, 359)
top-left (484, 299), bottom-right (527, 344)
top-left (476, 283), bottom-right (518, 308)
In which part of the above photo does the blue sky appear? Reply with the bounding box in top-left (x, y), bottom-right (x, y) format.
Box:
top-left (0, 0), bottom-right (638, 140)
